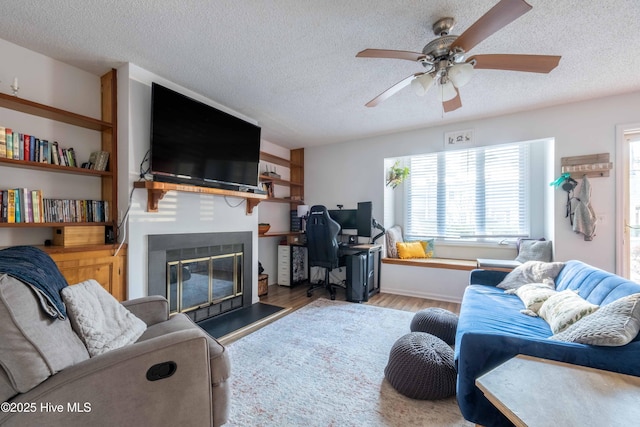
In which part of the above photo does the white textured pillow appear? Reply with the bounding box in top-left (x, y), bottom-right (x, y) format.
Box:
top-left (551, 293), bottom-right (640, 346)
top-left (385, 225), bottom-right (403, 258)
top-left (512, 283), bottom-right (557, 314)
top-left (539, 290), bottom-right (599, 334)
top-left (62, 280), bottom-right (146, 357)
top-left (497, 261), bottom-right (565, 290)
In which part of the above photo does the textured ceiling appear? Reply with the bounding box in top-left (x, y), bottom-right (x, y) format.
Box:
top-left (0, 0), bottom-right (639, 148)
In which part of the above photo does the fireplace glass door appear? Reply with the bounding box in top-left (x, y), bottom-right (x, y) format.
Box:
top-left (167, 252), bottom-right (243, 314)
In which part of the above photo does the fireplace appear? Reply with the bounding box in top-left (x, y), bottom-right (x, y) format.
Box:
top-left (148, 232), bottom-right (253, 322)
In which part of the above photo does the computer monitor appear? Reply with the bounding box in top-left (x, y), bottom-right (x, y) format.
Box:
top-left (328, 209), bottom-right (357, 231)
top-left (357, 201), bottom-right (373, 237)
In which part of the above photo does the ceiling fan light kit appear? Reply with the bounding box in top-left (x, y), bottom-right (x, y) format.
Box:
top-left (356, 0), bottom-right (561, 112)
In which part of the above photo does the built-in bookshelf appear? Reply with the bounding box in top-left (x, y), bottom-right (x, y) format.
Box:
top-left (0, 70), bottom-right (117, 228)
top-left (258, 148), bottom-right (304, 237)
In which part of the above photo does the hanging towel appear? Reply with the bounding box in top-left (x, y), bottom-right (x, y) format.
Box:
top-left (573, 176), bottom-right (597, 241)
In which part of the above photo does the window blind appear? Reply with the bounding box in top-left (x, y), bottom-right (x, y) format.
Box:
top-left (405, 142), bottom-right (530, 241)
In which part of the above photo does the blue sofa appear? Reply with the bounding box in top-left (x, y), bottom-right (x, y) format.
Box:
top-left (454, 260), bottom-right (640, 427)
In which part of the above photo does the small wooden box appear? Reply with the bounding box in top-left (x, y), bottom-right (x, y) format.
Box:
top-left (52, 226), bottom-right (105, 247)
top-left (258, 273), bottom-right (268, 296)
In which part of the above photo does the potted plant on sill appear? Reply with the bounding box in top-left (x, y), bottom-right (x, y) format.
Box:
top-left (386, 161), bottom-right (410, 189)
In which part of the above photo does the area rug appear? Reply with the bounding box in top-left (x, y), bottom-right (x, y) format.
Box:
top-left (226, 298), bottom-right (472, 426)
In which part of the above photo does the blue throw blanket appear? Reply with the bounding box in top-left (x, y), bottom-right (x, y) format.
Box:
top-left (0, 246), bottom-right (68, 319)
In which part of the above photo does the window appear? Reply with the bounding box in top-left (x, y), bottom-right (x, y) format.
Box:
top-left (405, 142), bottom-right (531, 241)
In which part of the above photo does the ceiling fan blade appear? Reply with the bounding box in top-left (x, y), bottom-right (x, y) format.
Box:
top-left (356, 48), bottom-right (426, 62)
top-left (365, 73), bottom-right (424, 107)
top-left (451, 0), bottom-right (532, 53)
top-left (469, 54), bottom-right (561, 73)
top-left (443, 89), bottom-right (462, 112)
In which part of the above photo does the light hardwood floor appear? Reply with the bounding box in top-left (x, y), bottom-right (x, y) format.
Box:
top-left (219, 284), bottom-right (461, 344)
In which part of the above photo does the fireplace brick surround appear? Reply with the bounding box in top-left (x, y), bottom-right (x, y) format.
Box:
top-left (148, 232), bottom-right (253, 322)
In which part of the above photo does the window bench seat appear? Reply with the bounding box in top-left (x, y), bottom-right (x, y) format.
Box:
top-left (380, 257), bottom-right (475, 303)
top-left (382, 257), bottom-right (477, 271)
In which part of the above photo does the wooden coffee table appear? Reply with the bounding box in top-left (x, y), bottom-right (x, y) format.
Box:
top-left (476, 354), bottom-right (640, 427)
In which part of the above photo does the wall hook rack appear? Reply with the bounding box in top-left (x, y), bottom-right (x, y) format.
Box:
top-left (560, 153), bottom-right (612, 179)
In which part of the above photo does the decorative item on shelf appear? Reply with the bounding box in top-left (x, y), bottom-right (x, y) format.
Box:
top-left (261, 182), bottom-right (274, 197)
top-left (266, 165), bottom-right (281, 179)
top-left (258, 223), bottom-right (271, 235)
top-left (386, 161), bottom-right (410, 189)
top-left (10, 77), bottom-right (19, 97)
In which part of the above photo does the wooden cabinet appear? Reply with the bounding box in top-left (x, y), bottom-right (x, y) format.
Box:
top-left (45, 244), bottom-right (127, 301)
top-left (258, 148), bottom-right (305, 238)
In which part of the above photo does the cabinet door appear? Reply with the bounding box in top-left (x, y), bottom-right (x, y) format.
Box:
top-left (48, 247), bottom-right (127, 301)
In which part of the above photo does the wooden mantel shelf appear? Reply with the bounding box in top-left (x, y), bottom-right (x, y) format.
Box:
top-left (133, 181), bottom-right (267, 214)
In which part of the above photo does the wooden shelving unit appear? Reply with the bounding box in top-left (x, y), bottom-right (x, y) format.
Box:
top-left (133, 180), bottom-right (268, 214)
top-left (0, 70), bottom-right (118, 230)
top-left (0, 70), bottom-right (125, 299)
top-left (258, 148), bottom-right (304, 239)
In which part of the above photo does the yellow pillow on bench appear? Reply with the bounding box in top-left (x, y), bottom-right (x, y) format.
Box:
top-left (396, 241), bottom-right (428, 259)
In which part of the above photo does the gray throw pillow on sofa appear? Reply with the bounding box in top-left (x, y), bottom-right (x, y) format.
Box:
top-left (516, 240), bottom-right (553, 263)
top-left (550, 293), bottom-right (640, 346)
top-left (497, 261), bottom-right (566, 290)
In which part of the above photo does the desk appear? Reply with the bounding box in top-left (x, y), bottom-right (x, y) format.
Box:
top-left (339, 243), bottom-right (382, 301)
top-left (476, 355), bottom-right (640, 427)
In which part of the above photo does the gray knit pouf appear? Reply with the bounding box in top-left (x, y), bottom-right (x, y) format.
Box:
top-left (384, 332), bottom-right (456, 400)
top-left (410, 307), bottom-right (459, 345)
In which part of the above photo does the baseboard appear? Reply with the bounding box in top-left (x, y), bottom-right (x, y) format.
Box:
top-left (379, 288), bottom-right (463, 304)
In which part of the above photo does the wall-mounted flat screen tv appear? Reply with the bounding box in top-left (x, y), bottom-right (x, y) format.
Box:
top-left (150, 82), bottom-right (261, 190)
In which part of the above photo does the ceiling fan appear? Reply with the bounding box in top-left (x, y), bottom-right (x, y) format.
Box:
top-left (356, 0), bottom-right (561, 112)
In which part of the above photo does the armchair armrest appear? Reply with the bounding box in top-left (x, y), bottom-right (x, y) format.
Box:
top-left (1, 329), bottom-right (213, 427)
top-left (122, 295), bottom-right (169, 326)
top-left (469, 269), bottom-right (509, 287)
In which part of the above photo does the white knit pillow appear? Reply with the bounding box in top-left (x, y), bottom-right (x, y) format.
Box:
top-left (539, 290), bottom-right (599, 334)
top-left (510, 283), bottom-right (557, 315)
top-left (551, 293), bottom-right (640, 346)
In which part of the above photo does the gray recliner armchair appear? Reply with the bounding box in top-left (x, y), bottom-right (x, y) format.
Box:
top-left (0, 272), bottom-right (230, 427)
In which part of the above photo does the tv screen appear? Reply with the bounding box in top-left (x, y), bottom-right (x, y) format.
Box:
top-left (150, 82), bottom-right (261, 189)
top-left (328, 209), bottom-right (357, 231)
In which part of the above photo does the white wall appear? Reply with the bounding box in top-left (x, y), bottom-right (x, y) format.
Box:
top-left (306, 91), bottom-right (640, 300)
top-left (0, 38), bottom-right (102, 247)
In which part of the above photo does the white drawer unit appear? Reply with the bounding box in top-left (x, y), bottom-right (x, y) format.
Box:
top-left (278, 245), bottom-right (291, 286)
top-left (277, 244), bottom-right (308, 287)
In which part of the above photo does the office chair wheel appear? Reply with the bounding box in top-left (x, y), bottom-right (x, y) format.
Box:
top-left (307, 290), bottom-right (312, 297)
top-left (330, 288), bottom-right (336, 300)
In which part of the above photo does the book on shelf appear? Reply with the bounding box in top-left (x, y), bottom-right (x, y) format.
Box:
top-left (31, 190), bottom-right (43, 223)
top-left (23, 134), bottom-right (30, 162)
top-left (68, 148), bottom-right (77, 167)
top-left (6, 128), bottom-right (13, 159)
top-left (0, 126), bottom-right (5, 158)
top-left (12, 132), bottom-right (20, 160)
top-left (7, 190), bottom-right (15, 223)
top-left (96, 151), bottom-right (109, 171)
top-left (29, 136), bottom-right (36, 162)
top-left (51, 141), bottom-right (60, 165)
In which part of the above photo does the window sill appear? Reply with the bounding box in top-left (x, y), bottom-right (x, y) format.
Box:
top-left (382, 257), bottom-right (477, 271)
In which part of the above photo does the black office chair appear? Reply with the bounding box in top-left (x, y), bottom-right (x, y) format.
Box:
top-left (306, 205), bottom-right (344, 300)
